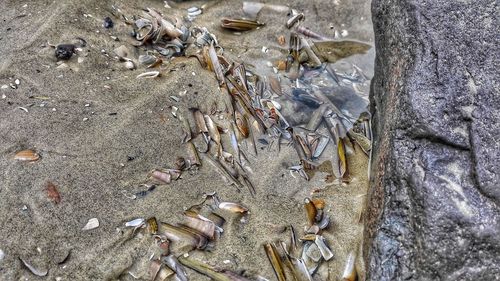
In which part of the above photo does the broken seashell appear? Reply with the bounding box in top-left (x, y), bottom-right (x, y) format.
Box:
top-left (314, 235), bottom-right (333, 261)
top-left (14, 149), bottom-right (40, 162)
top-left (19, 257), bottom-right (48, 276)
top-left (187, 7), bottom-right (202, 17)
top-left (125, 218), bottom-right (145, 227)
top-left (342, 251), bottom-right (357, 281)
top-left (82, 218), bottom-right (99, 231)
top-left (147, 217), bottom-right (158, 234)
top-left (136, 71), bottom-right (160, 79)
top-left (218, 202), bottom-right (248, 214)
top-left (152, 170), bottom-right (171, 184)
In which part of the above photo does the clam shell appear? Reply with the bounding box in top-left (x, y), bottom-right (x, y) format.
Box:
top-left (14, 149), bottom-right (40, 161)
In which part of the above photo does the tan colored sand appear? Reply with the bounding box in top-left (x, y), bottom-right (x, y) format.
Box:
top-left (0, 0), bottom-right (373, 280)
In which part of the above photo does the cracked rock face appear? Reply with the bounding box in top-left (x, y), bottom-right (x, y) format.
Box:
top-left (365, 0), bottom-right (500, 280)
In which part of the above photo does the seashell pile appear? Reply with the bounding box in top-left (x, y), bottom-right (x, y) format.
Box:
top-left (132, 8), bottom-right (191, 58)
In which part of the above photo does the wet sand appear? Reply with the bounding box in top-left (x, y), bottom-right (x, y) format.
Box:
top-left (0, 0), bottom-right (373, 280)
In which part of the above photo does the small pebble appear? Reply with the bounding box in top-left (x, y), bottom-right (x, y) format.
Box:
top-left (15, 79), bottom-right (20, 85)
top-left (341, 29), bottom-right (348, 37)
top-left (1, 94), bottom-right (5, 99)
top-left (103, 17), bottom-right (114, 28)
top-left (1, 85), bottom-right (8, 89)
top-left (84, 103), bottom-right (90, 107)
top-left (83, 117), bottom-right (88, 121)
top-left (0, 249), bottom-right (4, 261)
top-left (55, 44), bottom-right (75, 60)
top-left (78, 57), bottom-right (84, 63)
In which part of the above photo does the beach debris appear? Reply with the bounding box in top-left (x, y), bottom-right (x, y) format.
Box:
top-left (220, 18), bottom-right (265, 31)
top-left (147, 217), bottom-right (158, 234)
top-left (264, 243), bottom-right (286, 281)
top-left (14, 149), bottom-right (40, 162)
top-left (218, 201), bottom-right (248, 214)
top-left (263, 197), bottom-right (334, 279)
top-left (0, 249), bottom-right (4, 261)
top-left (130, 8), bottom-right (190, 58)
top-left (134, 184), bottom-right (157, 198)
top-left (342, 251), bottom-right (357, 281)
top-left (136, 71), bottom-right (160, 79)
top-left (286, 13), bottom-right (304, 29)
top-left (19, 257), bottom-right (48, 277)
top-left (82, 218), bottom-right (99, 231)
top-left (179, 256), bottom-right (252, 281)
top-left (124, 60), bottom-right (135, 70)
top-left (125, 218), bottom-right (145, 228)
top-left (277, 35), bottom-right (286, 46)
top-left (187, 7), bottom-right (202, 18)
top-left (103, 16), bottom-right (114, 28)
top-left (46, 181), bottom-right (61, 204)
top-left (163, 255), bottom-right (188, 281)
top-left (138, 54), bottom-right (157, 66)
top-left (311, 40), bottom-right (371, 63)
top-left (55, 44), bottom-right (75, 60)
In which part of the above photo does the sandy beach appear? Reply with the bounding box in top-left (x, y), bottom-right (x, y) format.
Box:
top-left (0, 0), bottom-right (374, 280)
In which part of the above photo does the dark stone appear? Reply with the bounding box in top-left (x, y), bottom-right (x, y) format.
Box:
top-left (103, 16), bottom-right (114, 29)
top-left (366, 0), bottom-right (500, 280)
top-left (55, 44), bottom-right (75, 60)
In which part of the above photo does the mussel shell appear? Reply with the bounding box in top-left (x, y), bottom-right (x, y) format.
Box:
top-left (139, 54), bottom-right (157, 65)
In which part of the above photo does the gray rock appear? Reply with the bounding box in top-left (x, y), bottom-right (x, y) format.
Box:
top-left (365, 0), bottom-right (500, 280)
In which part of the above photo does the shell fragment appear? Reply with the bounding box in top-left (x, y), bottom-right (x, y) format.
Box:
top-left (82, 218), bottom-right (99, 231)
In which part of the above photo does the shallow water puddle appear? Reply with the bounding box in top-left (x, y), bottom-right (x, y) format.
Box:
top-left (107, 1), bottom-right (374, 280)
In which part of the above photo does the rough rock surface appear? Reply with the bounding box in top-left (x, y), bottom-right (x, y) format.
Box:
top-left (366, 0), bottom-right (500, 280)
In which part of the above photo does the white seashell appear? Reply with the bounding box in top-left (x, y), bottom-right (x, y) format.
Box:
top-left (125, 218), bottom-right (145, 227)
top-left (19, 257), bottom-right (48, 276)
top-left (187, 7), bottom-right (202, 17)
top-left (82, 218), bottom-right (99, 231)
top-left (124, 60), bottom-right (135, 70)
top-left (136, 71), bottom-right (160, 79)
